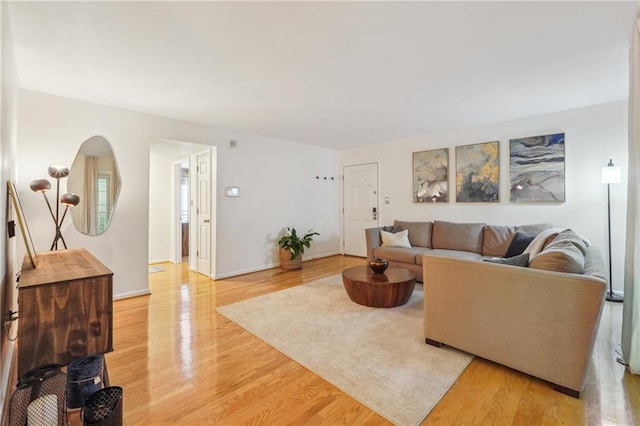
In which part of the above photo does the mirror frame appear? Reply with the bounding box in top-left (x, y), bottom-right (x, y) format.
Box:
top-left (7, 180), bottom-right (37, 268)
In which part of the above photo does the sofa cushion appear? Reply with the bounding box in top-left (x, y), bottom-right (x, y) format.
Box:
top-left (515, 223), bottom-right (553, 237)
top-left (382, 225), bottom-right (402, 233)
top-left (583, 246), bottom-right (607, 281)
top-left (380, 229), bottom-right (411, 248)
top-left (432, 221), bottom-right (485, 254)
top-left (542, 233), bottom-right (560, 250)
top-left (482, 223), bottom-right (552, 257)
top-left (393, 220), bottom-right (433, 248)
top-left (482, 225), bottom-right (515, 257)
top-left (529, 242), bottom-right (585, 274)
top-left (548, 229), bottom-right (588, 254)
top-left (373, 246), bottom-right (429, 264)
top-left (523, 227), bottom-right (565, 257)
top-left (417, 249), bottom-right (482, 265)
top-left (484, 253), bottom-right (530, 267)
top-left (505, 232), bottom-right (535, 257)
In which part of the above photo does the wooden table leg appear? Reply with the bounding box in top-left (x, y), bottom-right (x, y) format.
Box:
top-left (102, 358), bottom-right (110, 387)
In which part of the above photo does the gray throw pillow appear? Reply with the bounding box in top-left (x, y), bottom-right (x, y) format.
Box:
top-left (382, 225), bottom-right (402, 233)
top-left (505, 232), bottom-right (535, 257)
top-left (484, 253), bottom-right (530, 267)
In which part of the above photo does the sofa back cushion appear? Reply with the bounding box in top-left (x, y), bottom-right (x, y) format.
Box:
top-left (529, 230), bottom-right (589, 274)
top-left (529, 243), bottom-right (585, 274)
top-left (548, 229), bottom-right (588, 254)
top-left (583, 246), bottom-right (607, 281)
top-left (393, 220), bottom-right (433, 248)
top-left (482, 225), bottom-right (515, 256)
top-left (515, 223), bottom-right (554, 237)
top-left (432, 221), bottom-right (485, 253)
top-left (482, 223), bottom-right (553, 257)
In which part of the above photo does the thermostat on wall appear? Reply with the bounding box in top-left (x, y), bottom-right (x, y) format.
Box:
top-left (225, 186), bottom-right (240, 197)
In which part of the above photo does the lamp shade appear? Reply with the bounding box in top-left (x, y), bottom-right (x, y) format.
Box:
top-left (60, 193), bottom-right (80, 207)
top-left (30, 179), bottom-right (51, 193)
top-left (48, 165), bottom-right (69, 179)
top-left (602, 159), bottom-right (621, 184)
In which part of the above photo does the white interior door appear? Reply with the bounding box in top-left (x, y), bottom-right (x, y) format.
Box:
top-left (196, 150), bottom-right (211, 276)
top-left (343, 163), bottom-right (379, 257)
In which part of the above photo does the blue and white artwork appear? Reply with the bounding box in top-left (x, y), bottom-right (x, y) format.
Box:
top-left (510, 133), bottom-right (565, 202)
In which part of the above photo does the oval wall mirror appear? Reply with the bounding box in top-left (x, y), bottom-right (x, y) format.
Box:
top-left (68, 136), bottom-right (122, 235)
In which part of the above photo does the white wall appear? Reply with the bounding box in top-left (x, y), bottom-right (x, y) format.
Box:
top-left (148, 154), bottom-right (172, 263)
top-left (17, 90), bottom-right (341, 297)
top-left (214, 133), bottom-right (340, 277)
top-left (340, 101), bottom-right (628, 294)
top-left (0, 0), bottom-right (19, 417)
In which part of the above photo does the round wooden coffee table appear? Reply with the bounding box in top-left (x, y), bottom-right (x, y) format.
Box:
top-left (341, 266), bottom-right (416, 308)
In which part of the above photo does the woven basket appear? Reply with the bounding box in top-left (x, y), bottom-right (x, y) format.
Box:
top-left (279, 248), bottom-right (302, 270)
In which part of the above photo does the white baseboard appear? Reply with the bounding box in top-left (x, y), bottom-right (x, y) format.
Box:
top-left (214, 264), bottom-right (278, 279)
top-left (148, 259), bottom-right (170, 265)
top-left (213, 251), bottom-right (341, 280)
top-left (113, 289), bottom-right (151, 300)
top-left (302, 251), bottom-right (341, 261)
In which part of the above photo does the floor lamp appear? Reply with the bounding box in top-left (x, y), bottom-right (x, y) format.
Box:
top-left (602, 159), bottom-right (623, 302)
top-left (30, 165), bottom-right (80, 250)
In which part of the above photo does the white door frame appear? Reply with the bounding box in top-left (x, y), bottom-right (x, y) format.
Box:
top-left (189, 153), bottom-right (198, 271)
top-left (171, 158), bottom-right (189, 265)
top-left (171, 159), bottom-right (182, 265)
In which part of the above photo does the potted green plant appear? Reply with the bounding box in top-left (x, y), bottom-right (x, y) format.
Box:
top-left (278, 227), bottom-right (319, 270)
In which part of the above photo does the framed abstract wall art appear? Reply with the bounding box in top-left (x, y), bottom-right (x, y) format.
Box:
top-left (510, 133), bottom-right (565, 202)
top-left (412, 148), bottom-right (449, 202)
top-left (455, 141), bottom-right (499, 202)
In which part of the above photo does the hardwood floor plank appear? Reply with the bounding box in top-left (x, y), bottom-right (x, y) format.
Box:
top-left (60, 255), bottom-right (640, 425)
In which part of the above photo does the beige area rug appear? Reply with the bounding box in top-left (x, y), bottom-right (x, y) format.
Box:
top-left (216, 274), bottom-right (473, 425)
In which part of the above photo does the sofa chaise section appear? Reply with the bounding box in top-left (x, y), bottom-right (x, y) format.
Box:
top-left (422, 246), bottom-right (607, 397)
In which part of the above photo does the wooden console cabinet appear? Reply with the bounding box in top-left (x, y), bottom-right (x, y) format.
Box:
top-left (18, 248), bottom-right (113, 376)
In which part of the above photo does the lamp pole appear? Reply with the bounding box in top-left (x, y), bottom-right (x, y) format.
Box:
top-left (604, 159), bottom-right (623, 302)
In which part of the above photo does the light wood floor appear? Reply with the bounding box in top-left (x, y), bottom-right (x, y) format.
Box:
top-left (74, 255), bottom-right (638, 425)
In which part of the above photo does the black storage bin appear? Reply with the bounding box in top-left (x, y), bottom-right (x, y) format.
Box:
top-left (9, 363), bottom-right (67, 426)
top-left (67, 355), bottom-right (104, 409)
top-left (82, 386), bottom-right (123, 426)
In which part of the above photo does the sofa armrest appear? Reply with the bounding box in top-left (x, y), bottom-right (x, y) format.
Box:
top-left (423, 255), bottom-right (606, 394)
top-left (365, 227), bottom-right (384, 260)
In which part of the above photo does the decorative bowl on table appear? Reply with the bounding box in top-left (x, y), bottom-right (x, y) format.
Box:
top-left (368, 257), bottom-right (389, 274)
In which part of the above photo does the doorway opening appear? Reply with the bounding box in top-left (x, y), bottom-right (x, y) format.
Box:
top-left (148, 139), bottom-right (217, 278)
top-left (179, 161), bottom-right (189, 262)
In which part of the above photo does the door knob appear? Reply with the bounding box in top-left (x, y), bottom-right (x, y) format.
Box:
top-left (204, 219), bottom-right (210, 223)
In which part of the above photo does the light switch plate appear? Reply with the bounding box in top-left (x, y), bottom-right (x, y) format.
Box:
top-left (225, 186), bottom-right (240, 197)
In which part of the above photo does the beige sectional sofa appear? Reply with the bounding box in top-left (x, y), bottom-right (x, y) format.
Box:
top-left (365, 220), bottom-right (607, 397)
top-left (365, 220), bottom-right (552, 281)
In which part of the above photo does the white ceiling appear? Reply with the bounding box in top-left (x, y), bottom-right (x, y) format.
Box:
top-left (7, 1), bottom-right (640, 150)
